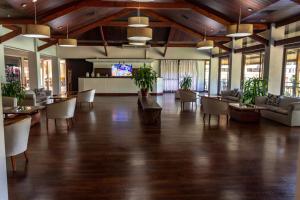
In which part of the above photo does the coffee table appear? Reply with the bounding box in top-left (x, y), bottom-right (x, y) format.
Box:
top-left (3, 106), bottom-right (45, 126)
top-left (229, 103), bottom-right (266, 122)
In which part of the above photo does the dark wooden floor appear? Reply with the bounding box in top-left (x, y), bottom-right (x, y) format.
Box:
top-left (7, 94), bottom-right (300, 200)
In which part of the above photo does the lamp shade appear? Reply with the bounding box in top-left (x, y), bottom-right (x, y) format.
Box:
top-left (58, 38), bottom-right (77, 47)
top-left (226, 24), bottom-right (253, 37)
top-left (197, 40), bottom-right (214, 50)
top-left (127, 27), bottom-right (152, 41)
top-left (128, 16), bottom-right (149, 27)
top-left (129, 40), bottom-right (146, 46)
top-left (23, 24), bottom-right (51, 38)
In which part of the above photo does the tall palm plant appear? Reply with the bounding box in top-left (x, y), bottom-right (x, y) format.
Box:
top-left (242, 78), bottom-right (268, 104)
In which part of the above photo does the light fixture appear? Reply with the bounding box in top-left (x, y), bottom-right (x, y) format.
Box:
top-left (197, 28), bottom-right (214, 50)
top-left (23, 0), bottom-right (51, 38)
top-left (58, 25), bottom-right (77, 47)
top-left (226, 4), bottom-right (253, 37)
top-left (129, 40), bottom-right (146, 46)
top-left (128, 1), bottom-right (149, 27)
top-left (127, 27), bottom-right (152, 41)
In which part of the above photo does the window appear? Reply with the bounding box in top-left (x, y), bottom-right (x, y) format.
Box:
top-left (204, 60), bottom-right (210, 91)
top-left (282, 48), bottom-right (300, 97)
top-left (60, 60), bottom-right (67, 94)
top-left (218, 57), bottom-right (230, 93)
top-left (40, 58), bottom-right (53, 91)
top-left (242, 52), bottom-right (264, 81)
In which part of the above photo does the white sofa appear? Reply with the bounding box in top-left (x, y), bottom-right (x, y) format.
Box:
top-left (255, 96), bottom-right (300, 126)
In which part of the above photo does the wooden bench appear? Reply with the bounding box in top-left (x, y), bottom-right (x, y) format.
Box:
top-left (137, 93), bottom-right (162, 125)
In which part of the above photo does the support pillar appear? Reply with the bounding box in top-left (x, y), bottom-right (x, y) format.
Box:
top-left (51, 57), bottom-right (61, 95)
top-left (28, 39), bottom-right (42, 89)
top-left (0, 25), bottom-right (6, 82)
top-left (209, 57), bottom-right (219, 95)
top-left (264, 23), bottom-right (285, 95)
top-left (230, 39), bottom-right (243, 89)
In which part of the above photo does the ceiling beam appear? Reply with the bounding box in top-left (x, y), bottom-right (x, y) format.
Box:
top-left (250, 34), bottom-right (269, 46)
top-left (275, 14), bottom-right (300, 28)
top-left (292, 0), bottom-right (300, 4)
top-left (164, 27), bottom-right (176, 57)
top-left (100, 26), bottom-right (108, 57)
top-left (103, 21), bottom-right (171, 27)
top-left (274, 36), bottom-right (300, 46)
top-left (69, 9), bottom-right (133, 37)
top-left (38, 40), bottom-right (58, 51)
top-left (214, 42), bottom-right (231, 52)
top-left (234, 44), bottom-right (265, 53)
top-left (0, 27), bottom-right (22, 43)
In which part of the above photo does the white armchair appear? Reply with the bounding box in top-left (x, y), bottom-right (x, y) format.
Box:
top-left (178, 89), bottom-right (198, 111)
top-left (202, 96), bottom-right (229, 124)
top-left (4, 116), bottom-right (32, 171)
top-left (46, 98), bottom-right (77, 131)
top-left (77, 89), bottom-right (95, 108)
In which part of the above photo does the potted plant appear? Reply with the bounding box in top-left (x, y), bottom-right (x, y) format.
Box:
top-left (180, 76), bottom-right (192, 90)
top-left (132, 64), bottom-right (157, 96)
top-left (1, 81), bottom-right (26, 104)
top-left (242, 78), bottom-right (268, 105)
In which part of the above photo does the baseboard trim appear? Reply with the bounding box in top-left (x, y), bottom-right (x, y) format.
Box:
top-left (95, 93), bottom-right (163, 96)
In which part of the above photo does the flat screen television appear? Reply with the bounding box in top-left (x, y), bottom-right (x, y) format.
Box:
top-left (112, 64), bottom-right (133, 77)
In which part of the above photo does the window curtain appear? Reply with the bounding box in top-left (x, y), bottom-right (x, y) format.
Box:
top-left (179, 60), bottom-right (198, 90)
top-left (160, 60), bottom-right (179, 92)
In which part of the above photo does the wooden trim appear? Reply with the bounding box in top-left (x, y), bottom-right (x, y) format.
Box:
top-left (95, 93), bottom-right (163, 96)
top-left (234, 44), bottom-right (265, 53)
top-left (163, 27), bottom-right (175, 57)
top-left (275, 14), bottom-right (300, 28)
top-left (274, 36), bottom-right (300, 47)
top-left (212, 52), bottom-right (230, 58)
top-left (214, 42), bottom-right (231, 52)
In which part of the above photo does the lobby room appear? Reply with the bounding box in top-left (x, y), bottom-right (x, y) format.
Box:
top-left (0, 0), bottom-right (300, 199)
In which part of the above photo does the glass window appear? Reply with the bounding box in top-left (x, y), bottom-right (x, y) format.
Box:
top-left (204, 60), bottom-right (210, 91)
top-left (60, 60), bottom-right (67, 94)
top-left (40, 59), bottom-right (53, 91)
top-left (218, 57), bottom-right (230, 93)
top-left (283, 48), bottom-right (300, 97)
top-left (242, 52), bottom-right (264, 81)
top-left (22, 58), bottom-right (30, 90)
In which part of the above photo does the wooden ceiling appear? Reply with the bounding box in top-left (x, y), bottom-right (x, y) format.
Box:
top-left (0, 0), bottom-right (300, 48)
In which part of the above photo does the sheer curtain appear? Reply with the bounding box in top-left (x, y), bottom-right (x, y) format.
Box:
top-left (160, 60), bottom-right (179, 92)
top-left (179, 60), bottom-right (198, 90)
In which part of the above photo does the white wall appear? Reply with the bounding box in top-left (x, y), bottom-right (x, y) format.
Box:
top-left (209, 57), bottom-right (219, 95)
top-left (58, 46), bottom-right (210, 60)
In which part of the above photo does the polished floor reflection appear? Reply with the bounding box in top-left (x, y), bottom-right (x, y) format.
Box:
top-left (7, 94), bottom-right (300, 200)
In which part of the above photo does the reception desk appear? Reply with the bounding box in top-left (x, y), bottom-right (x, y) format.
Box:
top-left (78, 77), bottom-right (163, 95)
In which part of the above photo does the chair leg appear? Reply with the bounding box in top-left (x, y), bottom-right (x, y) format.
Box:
top-left (24, 151), bottom-right (29, 163)
top-left (54, 119), bottom-right (57, 126)
top-left (203, 114), bottom-right (206, 121)
top-left (92, 102), bottom-right (94, 108)
top-left (217, 115), bottom-right (220, 124)
top-left (10, 156), bottom-right (16, 172)
top-left (227, 114), bottom-right (230, 124)
top-left (208, 114), bottom-right (211, 125)
top-left (46, 118), bottom-right (49, 133)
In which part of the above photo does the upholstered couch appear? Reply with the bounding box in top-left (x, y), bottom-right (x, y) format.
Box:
top-left (221, 89), bottom-right (242, 103)
top-left (255, 95), bottom-right (300, 126)
top-left (21, 88), bottom-right (52, 106)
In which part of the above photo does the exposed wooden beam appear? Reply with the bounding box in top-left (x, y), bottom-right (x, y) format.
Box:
top-left (69, 9), bottom-right (133, 37)
top-left (292, 0), bottom-right (300, 4)
top-left (212, 52), bottom-right (230, 58)
top-left (214, 42), bottom-right (231, 52)
top-left (250, 34), bottom-right (269, 46)
top-left (38, 40), bottom-right (58, 51)
top-left (163, 28), bottom-right (176, 57)
top-left (0, 18), bottom-right (34, 24)
top-left (103, 21), bottom-right (170, 27)
top-left (0, 27), bottom-right (22, 43)
top-left (275, 14), bottom-right (300, 28)
top-left (234, 44), bottom-right (265, 53)
top-left (274, 36), bottom-right (300, 46)
top-left (100, 26), bottom-right (108, 57)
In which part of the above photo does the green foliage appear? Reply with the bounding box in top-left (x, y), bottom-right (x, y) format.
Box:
top-left (1, 81), bottom-right (25, 104)
top-left (242, 78), bottom-right (268, 105)
top-left (180, 76), bottom-right (192, 90)
top-left (132, 64), bottom-right (157, 92)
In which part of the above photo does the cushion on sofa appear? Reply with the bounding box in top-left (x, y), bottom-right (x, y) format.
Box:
top-left (279, 96), bottom-right (300, 108)
top-left (265, 105), bottom-right (289, 115)
top-left (266, 94), bottom-right (281, 106)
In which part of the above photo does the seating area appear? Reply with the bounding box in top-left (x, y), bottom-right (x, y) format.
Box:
top-left (0, 0), bottom-right (300, 199)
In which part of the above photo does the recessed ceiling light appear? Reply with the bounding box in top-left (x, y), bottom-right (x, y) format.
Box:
top-left (7, 14), bottom-right (11, 18)
top-left (21, 3), bottom-right (27, 8)
top-left (248, 7), bottom-right (253, 12)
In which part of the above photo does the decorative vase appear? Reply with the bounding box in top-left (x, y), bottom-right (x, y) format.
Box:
top-left (141, 88), bottom-right (148, 97)
top-left (86, 72), bottom-right (90, 77)
top-left (96, 73), bottom-right (100, 77)
top-left (91, 72), bottom-right (95, 77)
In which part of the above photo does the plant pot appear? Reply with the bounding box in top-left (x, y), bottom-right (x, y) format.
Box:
top-left (141, 89), bottom-right (148, 97)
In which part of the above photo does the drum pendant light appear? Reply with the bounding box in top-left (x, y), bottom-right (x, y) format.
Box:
top-left (127, 27), bottom-right (152, 41)
top-left (197, 29), bottom-right (214, 50)
top-left (58, 25), bottom-right (77, 47)
top-left (23, 0), bottom-right (51, 38)
top-left (226, 5), bottom-right (253, 37)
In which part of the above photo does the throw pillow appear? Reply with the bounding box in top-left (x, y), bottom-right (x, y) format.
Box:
top-left (266, 93), bottom-right (281, 106)
top-left (231, 89), bottom-right (239, 97)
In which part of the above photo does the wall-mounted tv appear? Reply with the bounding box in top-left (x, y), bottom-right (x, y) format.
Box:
top-left (112, 64), bottom-right (133, 77)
